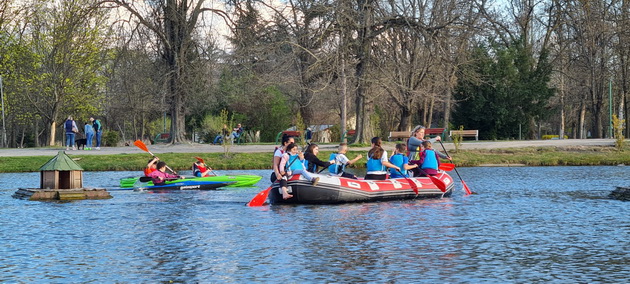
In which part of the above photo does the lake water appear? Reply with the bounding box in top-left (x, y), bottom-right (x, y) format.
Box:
top-left (0, 167), bottom-right (628, 283)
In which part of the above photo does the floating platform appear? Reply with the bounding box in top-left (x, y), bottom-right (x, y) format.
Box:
top-left (13, 188), bottom-right (112, 201)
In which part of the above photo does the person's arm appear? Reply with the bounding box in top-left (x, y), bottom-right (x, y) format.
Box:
top-left (347, 154), bottom-right (363, 165)
top-left (273, 155), bottom-right (282, 179)
top-left (382, 160), bottom-right (400, 171)
top-left (306, 153), bottom-right (330, 168)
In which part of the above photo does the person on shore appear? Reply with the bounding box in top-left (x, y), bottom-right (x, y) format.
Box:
top-left (389, 143), bottom-right (418, 178)
top-left (272, 135), bottom-right (295, 183)
top-left (84, 122), bottom-right (94, 150)
top-left (278, 143), bottom-right (320, 199)
top-left (148, 161), bottom-right (182, 185)
top-left (407, 125), bottom-right (448, 160)
top-left (192, 160), bottom-right (214, 177)
top-left (303, 143), bottom-right (334, 173)
top-left (417, 141), bottom-right (441, 176)
top-left (329, 143), bottom-right (363, 179)
top-left (64, 116), bottom-right (78, 151)
top-left (90, 117), bottom-right (103, 150)
top-left (365, 137), bottom-right (400, 180)
top-left (144, 157), bottom-right (159, 176)
top-left (231, 123), bottom-right (243, 143)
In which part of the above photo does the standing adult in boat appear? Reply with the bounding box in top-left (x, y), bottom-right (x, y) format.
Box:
top-left (303, 143), bottom-right (334, 173)
top-left (407, 125), bottom-right (448, 160)
top-left (272, 135), bottom-right (295, 182)
top-left (365, 137), bottom-right (400, 180)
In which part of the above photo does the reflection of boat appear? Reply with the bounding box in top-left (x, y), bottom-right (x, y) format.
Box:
top-left (132, 179), bottom-right (235, 191)
top-left (268, 172), bottom-right (454, 204)
top-left (119, 174), bottom-right (262, 188)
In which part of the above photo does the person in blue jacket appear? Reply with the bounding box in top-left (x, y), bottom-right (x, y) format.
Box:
top-left (84, 122), bottom-right (94, 150)
top-left (417, 141), bottom-right (441, 176)
top-left (389, 143), bottom-right (418, 178)
top-left (365, 137), bottom-right (400, 180)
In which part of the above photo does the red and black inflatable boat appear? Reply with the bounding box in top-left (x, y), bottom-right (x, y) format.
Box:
top-left (268, 172), bottom-right (455, 204)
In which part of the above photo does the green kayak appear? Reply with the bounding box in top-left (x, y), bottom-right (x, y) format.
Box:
top-left (119, 174), bottom-right (262, 188)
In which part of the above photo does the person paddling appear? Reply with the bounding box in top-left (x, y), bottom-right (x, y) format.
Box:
top-left (148, 161), bottom-right (182, 185)
top-left (365, 137), bottom-right (400, 180)
top-left (192, 160), bottom-right (214, 177)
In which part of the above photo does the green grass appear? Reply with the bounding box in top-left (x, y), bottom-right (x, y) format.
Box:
top-left (1, 146), bottom-right (628, 173)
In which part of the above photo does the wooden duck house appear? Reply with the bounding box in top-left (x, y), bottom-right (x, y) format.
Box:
top-left (40, 151), bottom-right (83, 189)
top-left (13, 151), bottom-right (111, 201)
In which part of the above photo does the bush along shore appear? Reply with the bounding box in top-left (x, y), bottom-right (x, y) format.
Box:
top-left (0, 146), bottom-right (629, 173)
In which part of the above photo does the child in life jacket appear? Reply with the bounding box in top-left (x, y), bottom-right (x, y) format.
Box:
top-left (148, 161), bottom-right (182, 185)
top-left (278, 143), bottom-right (320, 199)
top-left (418, 141), bottom-right (441, 176)
top-left (388, 143), bottom-right (418, 178)
top-left (328, 143), bottom-right (363, 179)
top-left (144, 157), bottom-right (159, 176)
top-left (192, 160), bottom-right (213, 177)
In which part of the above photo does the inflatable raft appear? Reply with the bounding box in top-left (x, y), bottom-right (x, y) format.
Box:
top-left (268, 172), bottom-right (455, 204)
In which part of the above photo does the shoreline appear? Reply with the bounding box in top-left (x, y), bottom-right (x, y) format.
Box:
top-left (0, 138), bottom-right (618, 157)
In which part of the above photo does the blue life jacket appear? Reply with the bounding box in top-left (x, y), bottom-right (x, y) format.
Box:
top-left (286, 154), bottom-right (304, 172)
top-left (366, 154), bottom-right (385, 172)
top-left (389, 153), bottom-right (408, 178)
top-left (422, 149), bottom-right (438, 170)
top-left (328, 153), bottom-right (344, 174)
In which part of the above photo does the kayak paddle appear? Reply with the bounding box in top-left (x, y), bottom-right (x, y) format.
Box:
top-left (396, 169), bottom-right (418, 195)
top-left (437, 140), bottom-right (472, 195)
top-left (134, 140), bottom-right (177, 174)
top-left (247, 186), bottom-right (271, 207)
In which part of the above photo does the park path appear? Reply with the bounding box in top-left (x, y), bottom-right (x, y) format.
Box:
top-left (0, 139), bottom-right (616, 157)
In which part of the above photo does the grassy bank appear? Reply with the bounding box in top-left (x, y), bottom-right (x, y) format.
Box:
top-left (0, 145), bottom-right (628, 173)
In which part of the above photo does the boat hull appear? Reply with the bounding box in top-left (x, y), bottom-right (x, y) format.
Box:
top-left (120, 174), bottom-right (261, 188)
top-left (133, 180), bottom-right (234, 191)
top-left (268, 172), bottom-right (454, 205)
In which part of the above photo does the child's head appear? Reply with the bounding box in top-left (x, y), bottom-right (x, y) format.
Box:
top-left (305, 143), bottom-right (319, 155)
top-left (421, 141), bottom-right (432, 149)
top-left (371, 137), bottom-right (382, 147)
top-left (156, 161), bottom-right (167, 171)
top-left (338, 143), bottom-right (348, 153)
top-left (395, 143), bottom-right (407, 153)
top-left (286, 143), bottom-right (299, 154)
top-left (148, 158), bottom-right (158, 169)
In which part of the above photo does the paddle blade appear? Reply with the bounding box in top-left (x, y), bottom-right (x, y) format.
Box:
top-left (247, 187), bottom-right (271, 207)
top-left (439, 163), bottom-right (455, 171)
top-left (461, 180), bottom-right (473, 195)
top-left (397, 169), bottom-right (418, 195)
top-left (134, 140), bottom-right (149, 153)
top-left (429, 175), bottom-right (447, 193)
top-left (194, 156), bottom-right (205, 164)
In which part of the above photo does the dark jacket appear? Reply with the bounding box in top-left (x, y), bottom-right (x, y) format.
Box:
top-left (304, 152), bottom-right (330, 173)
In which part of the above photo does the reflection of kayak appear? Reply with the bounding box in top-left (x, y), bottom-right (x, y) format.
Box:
top-left (131, 179), bottom-right (235, 191)
top-left (119, 174), bottom-right (262, 188)
top-left (269, 172), bottom-right (454, 205)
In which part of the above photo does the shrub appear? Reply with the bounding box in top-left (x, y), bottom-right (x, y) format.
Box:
top-left (103, 130), bottom-right (120, 147)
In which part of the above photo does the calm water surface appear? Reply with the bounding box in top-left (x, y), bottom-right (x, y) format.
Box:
top-left (0, 167), bottom-right (628, 283)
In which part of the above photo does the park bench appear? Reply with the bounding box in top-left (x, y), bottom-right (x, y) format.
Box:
top-left (425, 128), bottom-right (446, 140)
top-left (154, 132), bottom-right (170, 143)
top-left (449, 129), bottom-right (479, 141)
top-left (388, 131), bottom-right (409, 142)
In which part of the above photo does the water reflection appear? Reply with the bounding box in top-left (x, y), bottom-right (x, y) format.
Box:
top-left (0, 167), bottom-right (628, 282)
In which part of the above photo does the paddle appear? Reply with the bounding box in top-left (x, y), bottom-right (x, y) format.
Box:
top-left (195, 156), bottom-right (219, 176)
top-left (396, 169), bottom-right (418, 195)
top-left (417, 168), bottom-right (447, 193)
top-left (134, 140), bottom-right (177, 174)
top-left (437, 140), bottom-right (472, 195)
top-left (139, 176), bottom-right (181, 183)
top-left (439, 163), bottom-right (455, 171)
top-left (247, 186), bottom-right (271, 207)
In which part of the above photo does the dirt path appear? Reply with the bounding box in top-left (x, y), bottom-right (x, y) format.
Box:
top-left (0, 139), bottom-right (616, 157)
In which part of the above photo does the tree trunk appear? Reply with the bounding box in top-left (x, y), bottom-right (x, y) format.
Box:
top-left (579, 100), bottom-right (587, 139)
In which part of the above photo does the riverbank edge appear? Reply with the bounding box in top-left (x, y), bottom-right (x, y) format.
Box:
top-left (0, 144), bottom-right (628, 173)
